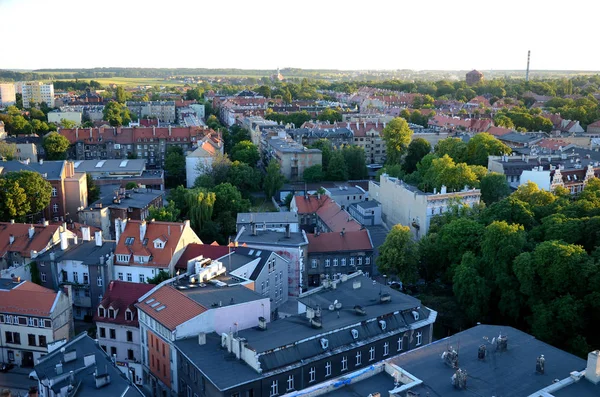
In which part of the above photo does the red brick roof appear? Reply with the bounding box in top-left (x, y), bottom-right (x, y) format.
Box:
top-left (0, 280), bottom-right (58, 316)
top-left (588, 120), bottom-right (600, 129)
top-left (293, 195), bottom-right (330, 214)
top-left (58, 126), bottom-right (217, 145)
top-left (536, 139), bottom-right (569, 151)
top-left (487, 126), bottom-right (513, 137)
top-left (293, 196), bottom-right (362, 232)
top-left (0, 223), bottom-right (66, 258)
top-left (115, 220), bottom-right (197, 268)
top-left (93, 281), bottom-right (153, 326)
top-left (307, 230), bottom-right (373, 253)
top-left (175, 243), bottom-right (230, 270)
top-left (136, 285), bottom-right (206, 330)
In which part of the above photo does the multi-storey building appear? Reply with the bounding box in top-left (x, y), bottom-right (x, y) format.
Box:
top-left (47, 107), bottom-right (83, 126)
top-left (287, 127), bottom-right (353, 148)
top-left (263, 135), bottom-right (322, 182)
top-left (175, 272), bottom-right (437, 397)
top-left (0, 83), bottom-right (16, 107)
top-left (113, 219), bottom-right (202, 284)
top-left (126, 101), bottom-right (176, 123)
top-left (306, 229), bottom-right (374, 286)
top-left (36, 227), bottom-right (116, 320)
top-left (236, 211), bottom-right (299, 233)
top-left (0, 277), bottom-right (72, 367)
top-left (235, 227), bottom-right (309, 296)
top-left (0, 160), bottom-right (87, 223)
top-left (370, 174), bottom-right (481, 239)
top-left (290, 194), bottom-right (362, 234)
top-left (136, 272), bottom-right (270, 396)
top-left (466, 69), bottom-right (484, 85)
top-left (94, 280), bottom-right (153, 385)
top-left (58, 126), bottom-right (220, 168)
top-left (185, 136), bottom-right (223, 188)
top-left (73, 159), bottom-right (164, 190)
top-left (3, 134), bottom-right (41, 162)
top-left (22, 82), bottom-right (55, 108)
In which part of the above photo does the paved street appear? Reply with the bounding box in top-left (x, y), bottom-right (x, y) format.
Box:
top-left (0, 368), bottom-right (36, 396)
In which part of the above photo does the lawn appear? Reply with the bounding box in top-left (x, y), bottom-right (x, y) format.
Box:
top-left (249, 196), bottom-right (277, 212)
top-left (55, 77), bottom-right (185, 88)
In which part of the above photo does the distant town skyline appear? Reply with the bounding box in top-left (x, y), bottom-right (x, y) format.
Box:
top-left (1, 0), bottom-right (598, 72)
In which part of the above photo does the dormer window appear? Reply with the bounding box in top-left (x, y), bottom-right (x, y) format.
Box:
top-left (153, 238), bottom-right (165, 249)
top-left (108, 308), bottom-right (115, 318)
top-left (125, 310), bottom-right (133, 321)
top-left (98, 307), bottom-right (105, 317)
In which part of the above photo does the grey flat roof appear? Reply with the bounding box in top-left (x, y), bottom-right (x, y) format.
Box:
top-left (220, 247), bottom-right (276, 280)
top-left (326, 186), bottom-right (364, 196)
top-left (73, 159), bottom-right (146, 173)
top-left (237, 212), bottom-right (298, 224)
top-left (552, 376), bottom-right (600, 397)
top-left (236, 274), bottom-right (424, 354)
top-left (110, 191), bottom-right (164, 210)
top-left (0, 160), bottom-right (65, 179)
top-left (236, 229), bottom-right (308, 247)
top-left (174, 333), bottom-right (262, 391)
top-left (325, 371), bottom-right (396, 396)
top-left (267, 138), bottom-right (321, 154)
top-left (390, 324), bottom-right (586, 397)
top-left (36, 240), bottom-right (116, 265)
top-left (355, 200), bottom-right (380, 209)
top-left (173, 276), bottom-right (264, 308)
top-left (35, 333), bottom-right (143, 397)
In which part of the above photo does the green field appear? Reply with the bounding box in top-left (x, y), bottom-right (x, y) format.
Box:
top-left (54, 77), bottom-right (185, 87)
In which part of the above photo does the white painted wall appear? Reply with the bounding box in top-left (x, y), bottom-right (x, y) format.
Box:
top-left (185, 155), bottom-right (213, 188)
top-left (113, 265), bottom-right (165, 284)
top-left (520, 169), bottom-right (551, 191)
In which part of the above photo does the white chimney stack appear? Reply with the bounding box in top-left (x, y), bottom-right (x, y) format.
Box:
top-left (140, 220), bottom-right (147, 241)
top-left (95, 231), bottom-right (103, 247)
top-left (28, 225), bottom-right (35, 239)
top-left (60, 230), bottom-right (68, 251)
top-left (586, 350), bottom-right (600, 385)
top-left (81, 226), bottom-right (91, 242)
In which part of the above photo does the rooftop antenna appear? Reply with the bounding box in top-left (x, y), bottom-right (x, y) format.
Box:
top-left (526, 50), bottom-right (531, 83)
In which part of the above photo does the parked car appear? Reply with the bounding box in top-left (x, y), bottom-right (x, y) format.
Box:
top-left (0, 362), bottom-right (14, 372)
top-left (29, 370), bottom-right (38, 380)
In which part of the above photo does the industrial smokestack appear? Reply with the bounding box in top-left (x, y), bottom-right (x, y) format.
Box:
top-left (526, 50), bottom-right (531, 83)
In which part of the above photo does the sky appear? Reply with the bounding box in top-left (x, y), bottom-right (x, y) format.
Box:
top-left (1, 0), bottom-right (599, 71)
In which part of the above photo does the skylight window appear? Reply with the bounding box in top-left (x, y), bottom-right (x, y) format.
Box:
top-left (156, 305), bottom-right (166, 312)
top-left (150, 302), bottom-right (160, 308)
top-left (145, 298), bottom-right (155, 304)
top-left (125, 237), bottom-right (135, 245)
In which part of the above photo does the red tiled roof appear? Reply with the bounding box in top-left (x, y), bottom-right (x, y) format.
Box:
top-left (316, 200), bottom-right (362, 233)
top-left (93, 281), bottom-right (153, 326)
top-left (307, 230), bottom-right (373, 253)
top-left (56, 222), bottom-right (101, 239)
top-left (587, 120), bottom-right (600, 129)
top-left (0, 280), bottom-right (58, 316)
top-left (58, 126), bottom-right (217, 145)
top-left (115, 220), bottom-right (198, 268)
top-left (136, 285), bottom-right (206, 330)
top-left (175, 243), bottom-right (230, 270)
top-left (536, 139), bottom-right (568, 151)
top-left (293, 195), bottom-right (330, 214)
top-left (487, 126), bottom-right (513, 137)
top-left (0, 223), bottom-right (65, 258)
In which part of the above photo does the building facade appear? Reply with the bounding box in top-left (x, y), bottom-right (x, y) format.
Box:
top-left (370, 174), bottom-right (481, 239)
top-left (0, 278), bottom-right (72, 367)
top-left (22, 82), bottom-right (55, 108)
top-left (263, 136), bottom-right (322, 182)
top-left (126, 101), bottom-right (176, 123)
top-left (0, 83), bottom-right (16, 107)
top-left (94, 280), bottom-right (153, 385)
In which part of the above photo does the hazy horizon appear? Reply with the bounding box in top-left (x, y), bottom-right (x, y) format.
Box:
top-left (1, 0), bottom-right (599, 71)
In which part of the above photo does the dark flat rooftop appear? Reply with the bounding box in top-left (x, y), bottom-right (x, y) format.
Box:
top-left (552, 376), bottom-right (600, 397)
top-left (390, 324), bottom-right (586, 397)
top-left (173, 276), bottom-right (264, 308)
top-left (36, 239), bottom-right (116, 265)
top-left (325, 371), bottom-right (396, 396)
top-left (236, 229), bottom-right (308, 246)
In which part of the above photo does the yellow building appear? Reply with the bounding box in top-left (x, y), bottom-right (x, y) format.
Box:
top-left (22, 82), bottom-right (54, 108)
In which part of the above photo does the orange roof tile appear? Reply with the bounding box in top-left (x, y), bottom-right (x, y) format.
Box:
top-left (136, 285), bottom-right (206, 330)
top-left (0, 281), bottom-right (58, 316)
top-left (307, 230), bottom-right (373, 253)
top-left (0, 223), bottom-right (64, 258)
top-left (293, 195), bottom-right (330, 214)
top-left (316, 201), bottom-right (362, 233)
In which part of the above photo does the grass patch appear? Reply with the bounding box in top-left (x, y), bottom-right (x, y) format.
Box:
top-left (250, 197), bottom-right (277, 212)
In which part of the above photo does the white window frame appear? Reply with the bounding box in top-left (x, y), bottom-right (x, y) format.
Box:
top-left (369, 346), bottom-right (375, 361)
top-left (311, 259), bottom-right (317, 269)
top-left (97, 276), bottom-right (103, 287)
top-left (51, 187), bottom-right (57, 197)
top-left (41, 272), bottom-right (46, 283)
top-left (356, 351), bottom-right (362, 366)
top-left (286, 374), bottom-right (294, 391)
top-left (127, 273), bottom-right (132, 282)
top-left (118, 272), bottom-right (123, 281)
top-left (365, 256), bottom-right (371, 265)
top-left (341, 356), bottom-right (348, 371)
top-left (325, 259), bottom-right (330, 267)
top-left (357, 257), bottom-right (363, 266)
top-left (139, 274), bottom-right (145, 283)
top-left (333, 258), bottom-right (338, 267)
top-left (270, 380), bottom-right (278, 397)
top-left (416, 331), bottom-right (423, 346)
top-left (397, 336), bottom-right (403, 352)
top-left (341, 258), bottom-right (346, 266)
top-left (384, 342), bottom-right (389, 356)
top-left (350, 257), bottom-right (355, 266)
top-left (325, 361), bottom-right (332, 377)
top-left (309, 367), bottom-right (316, 382)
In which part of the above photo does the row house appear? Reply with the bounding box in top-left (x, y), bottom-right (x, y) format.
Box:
top-left (175, 272), bottom-right (436, 397)
top-left (58, 126), bottom-right (219, 168)
top-left (290, 194), bottom-right (362, 234)
top-left (263, 135), bottom-right (322, 182)
top-left (113, 219), bottom-right (202, 284)
top-left (286, 127), bottom-right (353, 148)
top-left (0, 278), bottom-right (72, 367)
top-left (94, 280), bottom-right (153, 386)
top-left (0, 160), bottom-right (87, 223)
top-left (0, 222), bottom-right (73, 280)
top-left (306, 229), bottom-right (374, 287)
top-left (36, 226), bottom-right (115, 320)
top-left (218, 97), bottom-right (270, 127)
top-left (428, 115), bottom-right (493, 133)
top-left (135, 272), bottom-right (270, 396)
top-left (126, 101), bottom-right (176, 123)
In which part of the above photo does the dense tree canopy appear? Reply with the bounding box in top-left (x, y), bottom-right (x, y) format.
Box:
top-left (382, 117), bottom-right (413, 165)
top-left (377, 225), bottom-right (419, 283)
top-left (43, 132), bottom-right (70, 160)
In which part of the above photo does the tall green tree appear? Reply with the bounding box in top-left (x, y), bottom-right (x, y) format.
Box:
top-left (230, 140), bottom-right (260, 166)
top-left (86, 173), bottom-right (100, 203)
top-left (434, 137), bottom-right (468, 163)
top-left (0, 178), bottom-right (28, 221)
top-left (309, 139), bottom-right (332, 171)
top-left (453, 251), bottom-right (490, 323)
top-left (164, 146), bottom-right (186, 188)
top-left (466, 133), bottom-right (511, 166)
top-left (403, 138), bottom-right (431, 174)
top-left (115, 86), bottom-right (127, 103)
top-left (43, 132), bottom-right (70, 160)
top-left (317, 108), bottom-right (342, 123)
top-left (480, 172), bottom-right (511, 204)
top-left (0, 142), bottom-right (17, 160)
top-left (149, 200), bottom-right (180, 222)
top-left (263, 159), bottom-right (285, 198)
top-left (377, 225), bottom-right (419, 282)
top-left (341, 146), bottom-right (367, 180)
top-left (303, 164), bottom-right (324, 182)
top-left (325, 150), bottom-right (348, 181)
top-left (103, 101), bottom-right (132, 126)
top-left (382, 117), bottom-right (413, 164)
top-left (4, 171), bottom-right (52, 216)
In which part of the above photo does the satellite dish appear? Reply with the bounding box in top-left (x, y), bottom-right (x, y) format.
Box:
top-left (328, 304), bottom-right (335, 311)
top-left (334, 300), bottom-right (338, 305)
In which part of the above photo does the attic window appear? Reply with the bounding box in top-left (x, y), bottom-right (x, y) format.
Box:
top-left (108, 308), bottom-right (115, 318)
top-left (98, 307), bottom-right (105, 317)
top-left (379, 320), bottom-right (387, 331)
top-left (125, 310), bottom-right (133, 321)
top-left (125, 237), bottom-right (135, 245)
top-left (351, 329), bottom-right (359, 339)
top-left (320, 338), bottom-right (329, 350)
